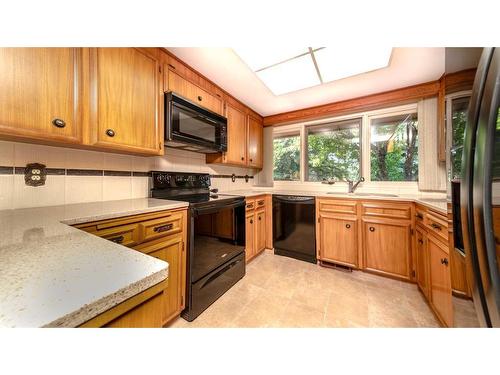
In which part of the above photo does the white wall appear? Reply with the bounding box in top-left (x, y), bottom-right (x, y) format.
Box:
top-left (0, 141), bottom-right (256, 210)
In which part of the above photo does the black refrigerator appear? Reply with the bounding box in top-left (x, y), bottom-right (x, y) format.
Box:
top-left (461, 47), bottom-right (500, 327)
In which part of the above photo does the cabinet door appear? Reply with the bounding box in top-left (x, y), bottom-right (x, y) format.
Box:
top-left (363, 219), bottom-right (411, 279)
top-left (89, 48), bottom-right (162, 154)
top-left (225, 103), bottom-right (247, 165)
top-left (319, 214), bottom-right (358, 268)
top-left (247, 115), bottom-right (263, 168)
top-left (415, 226), bottom-right (430, 297)
top-left (245, 212), bottom-right (255, 262)
top-left (0, 48), bottom-right (82, 143)
top-left (167, 70), bottom-right (223, 115)
top-left (256, 209), bottom-right (266, 253)
top-left (429, 234), bottom-right (453, 327)
top-left (135, 235), bottom-right (185, 325)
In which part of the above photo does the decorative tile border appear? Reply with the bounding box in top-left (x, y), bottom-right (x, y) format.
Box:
top-left (0, 166), bottom-right (253, 182)
top-left (0, 166), bottom-right (13, 174)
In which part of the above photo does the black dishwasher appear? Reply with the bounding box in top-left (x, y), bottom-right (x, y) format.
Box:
top-left (272, 195), bottom-right (317, 263)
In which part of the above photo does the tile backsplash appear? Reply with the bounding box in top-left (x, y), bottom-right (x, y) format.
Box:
top-left (0, 140), bottom-right (256, 210)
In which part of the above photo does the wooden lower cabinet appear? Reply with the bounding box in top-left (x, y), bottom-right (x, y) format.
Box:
top-left (74, 208), bottom-right (187, 327)
top-left (133, 234), bottom-right (185, 325)
top-left (362, 219), bottom-right (412, 280)
top-left (318, 213), bottom-right (358, 268)
top-left (245, 196), bottom-right (269, 262)
top-left (415, 226), bottom-right (430, 298)
top-left (245, 211), bottom-right (255, 262)
top-left (79, 280), bottom-right (167, 328)
top-left (428, 233), bottom-right (453, 327)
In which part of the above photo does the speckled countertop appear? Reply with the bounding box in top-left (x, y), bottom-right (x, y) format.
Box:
top-left (222, 189), bottom-right (449, 214)
top-left (0, 198), bottom-right (188, 328)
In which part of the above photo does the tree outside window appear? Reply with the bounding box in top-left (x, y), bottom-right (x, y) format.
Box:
top-left (306, 119), bottom-right (361, 181)
top-left (273, 133), bottom-right (300, 181)
top-left (370, 113), bottom-right (418, 181)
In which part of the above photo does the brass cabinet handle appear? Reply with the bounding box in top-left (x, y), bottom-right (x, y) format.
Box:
top-left (108, 235), bottom-right (124, 244)
top-left (241, 157), bottom-right (245, 161)
top-left (431, 223), bottom-right (442, 230)
top-left (106, 129), bottom-right (116, 137)
top-left (441, 258), bottom-right (449, 266)
top-left (258, 216), bottom-right (262, 221)
top-left (52, 118), bottom-right (66, 128)
top-left (246, 204), bottom-right (254, 209)
top-left (418, 239), bottom-right (424, 244)
top-left (345, 224), bottom-right (351, 229)
top-left (168, 63), bottom-right (176, 70)
top-left (153, 223), bottom-right (174, 233)
top-left (250, 219), bottom-right (253, 224)
top-left (369, 227), bottom-right (375, 232)
top-left (197, 95), bottom-right (203, 101)
top-left (257, 201), bottom-right (264, 206)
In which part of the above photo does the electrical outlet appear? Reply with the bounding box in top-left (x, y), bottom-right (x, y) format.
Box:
top-left (24, 163), bottom-right (47, 187)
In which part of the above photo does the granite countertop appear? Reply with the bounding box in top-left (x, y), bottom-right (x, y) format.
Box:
top-left (0, 198), bottom-right (189, 328)
top-left (222, 189), bottom-right (449, 214)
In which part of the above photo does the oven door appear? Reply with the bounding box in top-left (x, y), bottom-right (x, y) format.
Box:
top-left (190, 199), bottom-right (246, 283)
top-left (165, 92), bottom-right (227, 153)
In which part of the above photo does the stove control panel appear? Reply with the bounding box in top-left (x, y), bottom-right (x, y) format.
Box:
top-left (151, 171), bottom-right (211, 189)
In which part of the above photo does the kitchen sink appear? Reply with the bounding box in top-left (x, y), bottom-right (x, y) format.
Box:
top-left (326, 192), bottom-right (398, 197)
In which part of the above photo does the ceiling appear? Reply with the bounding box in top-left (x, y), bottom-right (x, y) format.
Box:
top-left (167, 47), bottom-right (446, 117)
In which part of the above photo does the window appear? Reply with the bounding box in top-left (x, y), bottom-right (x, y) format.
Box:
top-left (370, 112), bottom-right (418, 181)
top-left (273, 133), bottom-right (300, 181)
top-left (450, 96), bottom-right (470, 180)
top-left (306, 118), bottom-right (361, 181)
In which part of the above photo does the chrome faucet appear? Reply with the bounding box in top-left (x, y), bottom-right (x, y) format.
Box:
top-left (346, 177), bottom-right (365, 193)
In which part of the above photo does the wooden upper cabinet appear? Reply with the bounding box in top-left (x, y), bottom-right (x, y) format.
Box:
top-left (362, 219), bottom-right (412, 280)
top-left (0, 48), bottom-right (83, 143)
top-left (224, 103), bottom-right (247, 165)
top-left (247, 115), bottom-right (263, 168)
top-left (429, 234), bottom-right (453, 327)
top-left (88, 48), bottom-right (162, 155)
top-left (167, 69), bottom-right (223, 115)
top-left (318, 213), bottom-right (358, 268)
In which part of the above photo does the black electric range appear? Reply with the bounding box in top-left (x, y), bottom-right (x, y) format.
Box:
top-left (150, 171), bottom-right (246, 321)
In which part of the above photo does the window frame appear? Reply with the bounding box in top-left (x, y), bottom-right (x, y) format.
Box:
top-left (445, 90), bottom-right (472, 183)
top-left (272, 103), bottom-right (419, 186)
top-left (304, 117), bottom-right (363, 182)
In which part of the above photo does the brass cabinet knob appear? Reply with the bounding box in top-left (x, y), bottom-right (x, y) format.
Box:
top-left (250, 219), bottom-right (253, 224)
top-left (52, 118), bottom-right (66, 128)
top-left (198, 95), bottom-right (203, 101)
top-left (441, 258), bottom-right (449, 266)
top-left (369, 227), bottom-right (375, 232)
top-left (106, 129), bottom-right (116, 137)
top-left (345, 224), bottom-right (351, 229)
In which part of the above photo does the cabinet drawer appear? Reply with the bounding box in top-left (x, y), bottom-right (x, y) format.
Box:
top-left (361, 202), bottom-right (411, 220)
top-left (426, 212), bottom-right (448, 243)
top-left (85, 223), bottom-right (140, 247)
top-left (256, 197), bottom-right (266, 209)
top-left (246, 198), bottom-right (256, 211)
top-left (138, 212), bottom-right (183, 242)
top-left (415, 206), bottom-right (427, 226)
top-left (318, 199), bottom-right (357, 215)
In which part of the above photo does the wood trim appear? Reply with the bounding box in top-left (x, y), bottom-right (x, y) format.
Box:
top-left (437, 78), bottom-right (446, 162)
top-left (263, 80), bottom-right (441, 126)
top-left (444, 68), bottom-right (477, 94)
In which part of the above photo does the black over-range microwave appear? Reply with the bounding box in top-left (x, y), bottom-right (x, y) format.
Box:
top-left (164, 92), bottom-right (228, 153)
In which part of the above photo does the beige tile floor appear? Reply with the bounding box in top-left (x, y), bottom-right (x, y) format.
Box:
top-left (169, 251), bottom-right (479, 328)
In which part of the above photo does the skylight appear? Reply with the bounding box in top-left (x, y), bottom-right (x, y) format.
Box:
top-left (234, 47), bottom-right (393, 96)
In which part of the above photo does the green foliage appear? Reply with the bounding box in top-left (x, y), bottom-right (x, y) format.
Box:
top-left (451, 109), bottom-right (467, 179)
top-left (273, 135), bottom-right (300, 180)
top-left (370, 118), bottom-right (418, 181)
top-left (307, 127), bottom-right (360, 181)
